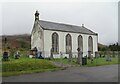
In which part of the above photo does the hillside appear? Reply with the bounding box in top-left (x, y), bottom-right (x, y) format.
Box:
top-left (98, 43), bottom-right (107, 48)
top-left (1, 34), bottom-right (31, 50)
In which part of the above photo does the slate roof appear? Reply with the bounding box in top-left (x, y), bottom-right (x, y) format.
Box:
top-left (39, 20), bottom-right (97, 35)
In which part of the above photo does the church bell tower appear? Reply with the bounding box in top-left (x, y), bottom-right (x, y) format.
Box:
top-left (35, 10), bottom-right (39, 21)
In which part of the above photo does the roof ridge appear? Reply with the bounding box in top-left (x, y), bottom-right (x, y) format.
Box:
top-left (39, 20), bottom-right (83, 28)
top-left (38, 20), bottom-right (97, 35)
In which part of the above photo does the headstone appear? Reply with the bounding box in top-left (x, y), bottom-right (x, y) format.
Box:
top-left (77, 48), bottom-right (83, 65)
top-left (112, 51), bottom-right (115, 58)
top-left (88, 51), bottom-right (93, 64)
top-left (106, 51), bottom-right (111, 61)
top-left (60, 52), bottom-right (63, 58)
top-left (95, 51), bottom-right (98, 64)
top-left (77, 48), bottom-right (80, 64)
top-left (15, 50), bottom-right (20, 59)
top-left (91, 57), bottom-right (94, 64)
top-left (103, 51), bottom-right (106, 58)
top-left (68, 50), bottom-right (72, 62)
top-left (99, 52), bottom-right (102, 58)
top-left (80, 51), bottom-right (83, 65)
top-left (88, 51), bottom-right (91, 59)
top-left (50, 48), bottom-right (53, 59)
top-left (3, 51), bottom-right (9, 61)
top-left (37, 51), bottom-right (44, 59)
top-left (95, 52), bottom-right (98, 58)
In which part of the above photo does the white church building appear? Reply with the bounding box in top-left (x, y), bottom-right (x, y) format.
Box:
top-left (31, 11), bottom-right (98, 58)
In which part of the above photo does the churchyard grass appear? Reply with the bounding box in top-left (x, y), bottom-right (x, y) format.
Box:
top-left (1, 53), bottom-right (119, 76)
top-left (85, 56), bottom-right (119, 67)
top-left (50, 56), bottom-right (119, 67)
top-left (1, 57), bottom-right (62, 77)
top-left (52, 58), bottom-right (78, 65)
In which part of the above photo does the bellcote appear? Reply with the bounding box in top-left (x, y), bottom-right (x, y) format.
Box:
top-left (35, 10), bottom-right (39, 21)
top-left (82, 24), bottom-right (84, 27)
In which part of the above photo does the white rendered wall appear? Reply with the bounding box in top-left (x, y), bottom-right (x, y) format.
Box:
top-left (43, 30), bottom-right (98, 58)
top-left (31, 21), bottom-right (44, 52)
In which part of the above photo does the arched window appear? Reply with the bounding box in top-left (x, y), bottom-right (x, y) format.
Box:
top-left (52, 32), bottom-right (59, 53)
top-left (78, 35), bottom-right (83, 51)
top-left (66, 34), bottom-right (72, 54)
top-left (88, 36), bottom-right (93, 53)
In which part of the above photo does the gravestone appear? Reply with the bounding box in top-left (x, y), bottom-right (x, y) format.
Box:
top-left (99, 52), bottom-right (102, 58)
top-left (95, 52), bottom-right (98, 58)
top-left (68, 50), bottom-right (72, 62)
top-left (106, 51), bottom-right (111, 61)
top-left (60, 52), bottom-right (63, 58)
top-left (77, 48), bottom-right (83, 65)
top-left (37, 51), bottom-right (44, 59)
top-left (50, 48), bottom-right (53, 59)
top-left (88, 51), bottom-right (93, 64)
top-left (77, 48), bottom-right (80, 64)
top-left (34, 47), bottom-right (38, 58)
top-left (3, 51), bottom-right (9, 61)
top-left (112, 51), bottom-right (115, 58)
top-left (88, 51), bottom-right (91, 59)
top-left (95, 51), bottom-right (98, 64)
top-left (15, 50), bottom-right (20, 59)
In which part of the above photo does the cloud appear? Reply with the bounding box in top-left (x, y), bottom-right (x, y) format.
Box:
top-left (1, 2), bottom-right (118, 45)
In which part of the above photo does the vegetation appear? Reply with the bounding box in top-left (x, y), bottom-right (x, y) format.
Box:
top-left (1, 53), bottom-right (119, 77)
top-left (50, 55), bottom-right (119, 67)
top-left (2, 34), bottom-right (31, 50)
top-left (1, 57), bottom-right (62, 77)
top-left (98, 42), bottom-right (120, 51)
top-left (50, 58), bottom-right (79, 66)
top-left (86, 57), bottom-right (119, 67)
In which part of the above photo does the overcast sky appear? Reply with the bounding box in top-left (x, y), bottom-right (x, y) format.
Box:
top-left (1, 0), bottom-right (118, 45)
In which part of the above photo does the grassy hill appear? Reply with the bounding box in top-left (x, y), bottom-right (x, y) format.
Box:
top-left (1, 34), bottom-right (31, 50)
top-left (98, 43), bottom-right (106, 47)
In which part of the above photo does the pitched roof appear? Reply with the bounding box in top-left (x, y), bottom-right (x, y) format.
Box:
top-left (39, 20), bottom-right (97, 35)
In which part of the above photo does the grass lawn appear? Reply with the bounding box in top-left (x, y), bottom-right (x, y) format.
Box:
top-left (85, 56), bottom-right (119, 67)
top-left (1, 57), bottom-right (62, 77)
top-left (52, 58), bottom-right (78, 65)
top-left (50, 56), bottom-right (119, 67)
top-left (1, 55), bottom-right (119, 77)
